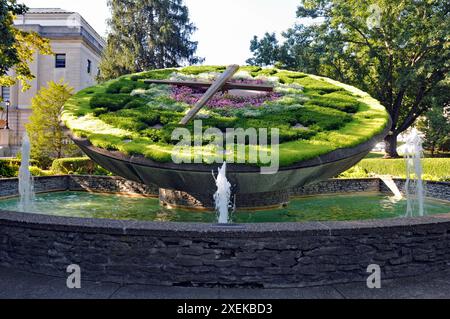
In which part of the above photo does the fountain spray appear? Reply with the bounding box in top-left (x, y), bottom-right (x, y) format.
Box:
top-left (18, 133), bottom-right (35, 212)
top-left (403, 129), bottom-right (425, 217)
top-left (213, 162), bottom-right (232, 224)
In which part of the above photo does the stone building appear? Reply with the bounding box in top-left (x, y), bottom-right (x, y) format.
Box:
top-left (0, 8), bottom-right (105, 156)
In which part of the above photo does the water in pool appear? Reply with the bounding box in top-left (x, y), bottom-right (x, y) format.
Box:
top-left (0, 191), bottom-right (449, 223)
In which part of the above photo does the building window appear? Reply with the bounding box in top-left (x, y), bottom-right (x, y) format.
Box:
top-left (1, 87), bottom-right (10, 101)
top-left (87, 59), bottom-right (92, 74)
top-left (55, 54), bottom-right (66, 68)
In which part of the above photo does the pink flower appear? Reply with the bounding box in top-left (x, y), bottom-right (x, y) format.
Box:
top-left (170, 80), bottom-right (281, 109)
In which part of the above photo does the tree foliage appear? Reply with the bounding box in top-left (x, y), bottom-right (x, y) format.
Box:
top-left (417, 81), bottom-right (450, 156)
top-left (247, 0), bottom-right (450, 157)
top-left (98, 0), bottom-right (203, 81)
top-left (246, 33), bottom-right (280, 67)
top-left (0, 0), bottom-right (53, 91)
top-left (26, 81), bottom-right (80, 167)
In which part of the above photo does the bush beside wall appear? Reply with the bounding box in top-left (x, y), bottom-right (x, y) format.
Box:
top-left (0, 157), bottom-right (110, 178)
top-left (51, 157), bottom-right (111, 176)
top-left (0, 159), bottom-right (48, 178)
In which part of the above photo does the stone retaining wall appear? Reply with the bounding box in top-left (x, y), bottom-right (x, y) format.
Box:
top-left (0, 176), bottom-right (449, 288)
top-left (0, 175), bottom-right (158, 198)
top-left (379, 179), bottom-right (450, 202)
top-left (0, 211), bottom-right (449, 287)
top-left (291, 178), bottom-right (381, 196)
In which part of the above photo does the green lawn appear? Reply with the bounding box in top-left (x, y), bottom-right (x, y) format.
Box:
top-left (365, 152), bottom-right (385, 159)
top-left (340, 158), bottom-right (450, 181)
top-left (366, 151), bottom-right (450, 159)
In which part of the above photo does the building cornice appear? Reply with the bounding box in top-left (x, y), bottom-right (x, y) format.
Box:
top-left (14, 9), bottom-right (106, 52)
top-left (14, 24), bottom-right (104, 56)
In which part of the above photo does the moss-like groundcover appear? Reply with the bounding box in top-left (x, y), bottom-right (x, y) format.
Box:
top-left (61, 66), bottom-right (389, 167)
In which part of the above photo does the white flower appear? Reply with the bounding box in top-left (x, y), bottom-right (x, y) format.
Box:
top-left (287, 83), bottom-right (304, 90)
top-left (242, 109), bottom-right (262, 118)
top-left (198, 72), bottom-right (221, 81)
top-left (256, 75), bottom-right (279, 84)
top-left (233, 71), bottom-right (253, 80)
top-left (196, 110), bottom-right (211, 119)
top-left (130, 89), bottom-right (147, 96)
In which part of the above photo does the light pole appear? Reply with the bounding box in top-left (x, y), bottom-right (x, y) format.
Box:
top-left (5, 100), bottom-right (10, 130)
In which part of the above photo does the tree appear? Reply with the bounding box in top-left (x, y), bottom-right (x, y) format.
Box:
top-left (246, 33), bottom-right (280, 66)
top-left (0, 0), bottom-right (26, 78)
top-left (26, 81), bottom-right (80, 167)
top-left (247, 0), bottom-right (449, 157)
top-left (98, 0), bottom-right (203, 81)
top-left (417, 106), bottom-right (450, 156)
top-left (417, 80), bottom-right (450, 156)
top-left (0, 1), bottom-right (52, 91)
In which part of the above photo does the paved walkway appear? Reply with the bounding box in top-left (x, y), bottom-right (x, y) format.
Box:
top-left (0, 266), bottom-right (449, 299)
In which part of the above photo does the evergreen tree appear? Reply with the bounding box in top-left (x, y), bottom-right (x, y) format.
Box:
top-left (99, 0), bottom-right (202, 81)
top-left (26, 81), bottom-right (80, 167)
top-left (246, 33), bottom-right (280, 66)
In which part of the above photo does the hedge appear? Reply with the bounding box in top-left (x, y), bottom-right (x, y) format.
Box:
top-left (0, 158), bottom-right (48, 178)
top-left (0, 157), bottom-right (110, 178)
top-left (0, 159), bottom-right (20, 178)
top-left (50, 157), bottom-right (110, 175)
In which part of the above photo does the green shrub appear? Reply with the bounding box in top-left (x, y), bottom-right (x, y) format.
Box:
top-left (257, 68), bottom-right (279, 76)
top-left (29, 166), bottom-right (52, 176)
top-left (124, 99), bottom-right (147, 109)
top-left (0, 159), bottom-right (19, 177)
top-left (90, 94), bottom-right (133, 111)
top-left (180, 65), bottom-right (226, 75)
top-left (129, 69), bottom-right (178, 81)
top-left (106, 80), bottom-right (131, 94)
top-left (295, 105), bottom-right (352, 131)
top-left (338, 166), bottom-right (370, 179)
top-left (296, 77), bottom-right (343, 93)
top-left (306, 97), bottom-right (360, 113)
top-left (276, 71), bottom-right (308, 85)
top-left (92, 107), bottom-right (108, 116)
top-left (0, 159), bottom-right (43, 178)
top-left (119, 85), bottom-right (135, 94)
top-left (105, 79), bottom-right (148, 94)
top-left (51, 157), bottom-right (111, 175)
top-left (99, 113), bottom-right (148, 131)
top-left (239, 65), bottom-right (262, 76)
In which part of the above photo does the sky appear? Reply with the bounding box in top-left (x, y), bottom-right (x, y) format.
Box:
top-left (20, 0), bottom-right (301, 64)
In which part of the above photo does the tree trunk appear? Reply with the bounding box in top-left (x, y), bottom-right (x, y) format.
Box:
top-left (384, 134), bottom-right (400, 158)
top-left (430, 143), bottom-right (435, 157)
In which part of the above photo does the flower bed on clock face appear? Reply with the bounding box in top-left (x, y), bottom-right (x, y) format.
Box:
top-left (61, 66), bottom-right (390, 167)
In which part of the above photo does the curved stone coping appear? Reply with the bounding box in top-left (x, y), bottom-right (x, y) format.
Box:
top-left (1, 205), bottom-right (450, 238)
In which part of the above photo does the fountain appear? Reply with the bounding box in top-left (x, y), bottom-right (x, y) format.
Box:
top-left (18, 133), bottom-right (34, 212)
top-left (403, 129), bottom-right (425, 217)
top-left (213, 162), bottom-right (232, 224)
top-left (1, 66), bottom-right (448, 288)
top-left (379, 175), bottom-right (403, 200)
